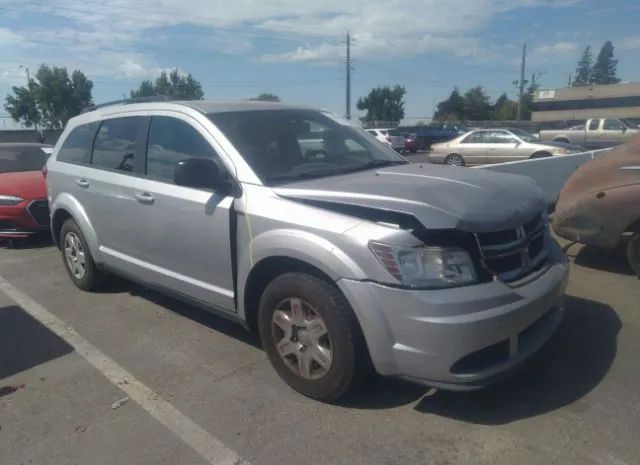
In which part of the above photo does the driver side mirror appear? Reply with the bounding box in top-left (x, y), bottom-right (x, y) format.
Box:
top-left (174, 158), bottom-right (230, 193)
top-left (622, 127), bottom-right (628, 133)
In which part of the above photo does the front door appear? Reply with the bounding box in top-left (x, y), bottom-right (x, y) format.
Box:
top-left (486, 130), bottom-right (523, 163)
top-left (598, 119), bottom-right (627, 147)
top-left (134, 115), bottom-right (236, 311)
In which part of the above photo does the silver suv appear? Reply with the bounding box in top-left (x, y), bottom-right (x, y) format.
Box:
top-left (46, 100), bottom-right (569, 401)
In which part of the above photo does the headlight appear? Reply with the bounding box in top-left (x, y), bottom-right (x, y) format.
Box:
top-left (369, 242), bottom-right (477, 288)
top-left (0, 195), bottom-right (24, 206)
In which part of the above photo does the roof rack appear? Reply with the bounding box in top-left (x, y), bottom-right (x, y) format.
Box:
top-left (81, 95), bottom-right (172, 113)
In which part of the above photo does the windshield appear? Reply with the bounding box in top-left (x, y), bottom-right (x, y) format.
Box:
top-left (621, 119), bottom-right (639, 129)
top-left (208, 109), bottom-right (407, 185)
top-left (509, 129), bottom-right (539, 142)
top-left (0, 145), bottom-right (49, 174)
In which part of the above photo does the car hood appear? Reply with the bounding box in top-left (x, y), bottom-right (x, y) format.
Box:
top-left (0, 170), bottom-right (47, 200)
top-left (536, 140), bottom-right (584, 151)
top-left (274, 163), bottom-right (545, 232)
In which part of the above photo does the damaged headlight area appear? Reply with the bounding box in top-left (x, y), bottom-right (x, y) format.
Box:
top-left (369, 242), bottom-right (477, 289)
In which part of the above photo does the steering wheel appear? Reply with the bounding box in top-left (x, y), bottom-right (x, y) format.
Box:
top-left (304, 149), bottom-right (329, 161)
top-left (290, 162), bottom-right (338, 174)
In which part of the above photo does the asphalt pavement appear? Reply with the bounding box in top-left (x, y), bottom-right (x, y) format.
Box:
top-left (1, 235), bottom-right (639, 465)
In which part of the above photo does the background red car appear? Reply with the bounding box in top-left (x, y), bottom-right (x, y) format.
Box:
top-left (0, 143), bottom-right (52, 241)
top-left (402, 132), bottom-right (418, 153)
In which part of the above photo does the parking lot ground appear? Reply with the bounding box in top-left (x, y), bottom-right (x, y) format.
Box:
top-left (404, 150), bottom-right (432, 164)
top-left (1, 236), bottom-right (639, 465)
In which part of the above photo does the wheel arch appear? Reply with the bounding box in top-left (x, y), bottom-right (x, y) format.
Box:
top-left (242, 256), bottom-right (336, 333)
top-left (50, 193), bottom-right (103, 262)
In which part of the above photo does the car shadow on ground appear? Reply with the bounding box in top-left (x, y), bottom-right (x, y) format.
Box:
top-left (0, 305), bottom-right (73, 383)
top-left (0, 233), bottom-right (53, 250)
top-left (413, 295), bottom-right (620, 424)
top-left (101, 275), bottom-right (261, 349)
top-left (570, 244), bottom-right (635, 276)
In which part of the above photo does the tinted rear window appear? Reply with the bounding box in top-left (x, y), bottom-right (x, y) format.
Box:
top-left (92, 117), bottom-right (143, 172)
top-left (0, 146), bottom-right (49, 173)
top-left (57, 122), bottom-right (99, 164)
top-left (386, 130), bottom-right (401, 136)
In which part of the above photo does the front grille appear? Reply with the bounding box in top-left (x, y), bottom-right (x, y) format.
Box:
top-left (28, 200), bottom-right (50, 227)
top-left (475, 212), bottom-right (551, 283)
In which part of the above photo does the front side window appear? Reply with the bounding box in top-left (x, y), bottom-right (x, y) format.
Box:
top-left (603, 119), bottom-right (624, 130)
top-left (92, 117), bottom-right (142, 172)
top-left (0, 145), bottom-right (50, 174)
top-left (462, 131), bottom-right (490, 144)
top-left (588, 119), bottom-right (600, 131)
top-left (208, 110), bottom-right (406, 185)
top-left (57, 122), bottom-right (99, 164)
top-left (146, 116), bottom-right (220, 183)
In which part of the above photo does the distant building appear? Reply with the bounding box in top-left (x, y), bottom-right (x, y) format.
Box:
top-left (531, 82), bottom-right (640, 122)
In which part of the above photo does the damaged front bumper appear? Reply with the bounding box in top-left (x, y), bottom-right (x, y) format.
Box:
top-left (337, 240), bottom-right (569, 391)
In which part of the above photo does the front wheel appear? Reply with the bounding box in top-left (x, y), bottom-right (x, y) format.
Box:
top-left (627, 232), bottom-right (640, 276)
top-left (258, 272), bottom-right (370, 402)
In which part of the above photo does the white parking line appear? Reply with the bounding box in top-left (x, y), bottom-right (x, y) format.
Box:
top-left (0, 276), bottom-right (250, 465)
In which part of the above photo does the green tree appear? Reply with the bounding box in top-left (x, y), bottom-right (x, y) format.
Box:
top-left (573, 46), bottom-right (594, 87)
top-left (130, 69), bottom-right (204, 100)
top-left (356, 85), bottom-right (406, 124)
top-left (251, 93), bottom-right (280, 102)
top-left (463, 86), bottom-right (492, 120)
top-left (434, 88), bottom-right (465, 121)
top-left (4, 64), bottom-right (93, 130)
top-left (592, 41), bottom-right (620, 85)
top-left (494, 93), bottom-right (517, 120)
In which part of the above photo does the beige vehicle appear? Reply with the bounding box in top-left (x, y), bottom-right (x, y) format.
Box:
top-left (430, 128), bottom-right (583, 166)
top-left (540, 118), bottom-right (640, 150)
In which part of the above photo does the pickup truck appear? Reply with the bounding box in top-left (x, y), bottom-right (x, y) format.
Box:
top-left (540, 118), bottom-right (639, 149)
top-left (400, 123), bottom-right (467, 150)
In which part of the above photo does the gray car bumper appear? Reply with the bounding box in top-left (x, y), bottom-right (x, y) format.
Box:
top-left (337, 242), bottom-right (569, 390)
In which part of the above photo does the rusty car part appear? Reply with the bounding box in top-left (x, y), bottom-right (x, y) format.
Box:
top-left (553, 135), bottom-right (640, 275)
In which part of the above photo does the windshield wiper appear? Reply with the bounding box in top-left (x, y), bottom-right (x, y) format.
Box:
top-left (340, 159), bottom-right (408, 173)
top-left (265, 169), bottom-right (340, 183)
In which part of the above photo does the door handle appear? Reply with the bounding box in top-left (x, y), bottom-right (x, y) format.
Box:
top-left (75, 179), bottom-right (89, 188)
top-left (134, 192), bottom-right (155, 204)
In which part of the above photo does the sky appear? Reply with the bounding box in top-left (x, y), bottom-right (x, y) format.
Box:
top-left (1, 0), bottom-right (639, 123)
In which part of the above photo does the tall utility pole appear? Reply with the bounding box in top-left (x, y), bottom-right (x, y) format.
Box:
top-left (516, 43), bottom-right (527, 121)
top-left (19, 65), bottom-right (38, 135)
top-left (345, 31), bottom-right (353, 120)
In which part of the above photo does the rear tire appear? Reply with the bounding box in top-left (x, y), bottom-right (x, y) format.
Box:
top-left (444, 153), bottom-right (465, 166)
top-left (627, 232), bottom-right (640, 276)
top-left (60, 218), bottom-right (106, 291)
top-left (258, 272), bottom-right (370, 402)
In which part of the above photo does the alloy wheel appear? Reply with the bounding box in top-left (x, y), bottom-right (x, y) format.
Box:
top-left (64, 232), bottom-right (86, 280)
top-left (271, 297), bottom-right (333, 380)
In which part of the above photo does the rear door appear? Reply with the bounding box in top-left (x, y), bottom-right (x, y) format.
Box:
top-left (134, 114), bottom-right (236, 311)
top-left (81, 116), bottom-right (149, 272)
top-left (486, 130), bottom-right (523, 164)
top-left (457, 131), bottom-right (490, 165)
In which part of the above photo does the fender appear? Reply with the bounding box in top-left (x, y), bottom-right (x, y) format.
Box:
top-left (51, 193), bottom-right (103, 263)
top-left (235, 228), bottom-right (367, 320)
